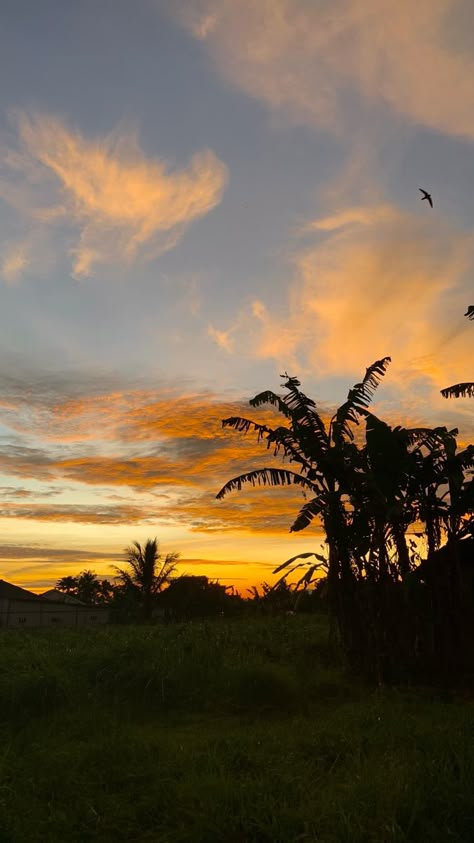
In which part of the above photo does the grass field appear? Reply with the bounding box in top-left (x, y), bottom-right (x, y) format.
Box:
top-left (0, 615), bottom-right (474, 842)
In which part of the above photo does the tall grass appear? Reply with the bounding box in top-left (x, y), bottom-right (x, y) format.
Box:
top-left (0, 617), bottom-right (473, 842)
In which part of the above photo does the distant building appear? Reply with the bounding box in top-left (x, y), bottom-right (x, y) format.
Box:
top-left (41, 588), bottom-right (86, 606)
top-left (0, 580), bottom-right (109, 628)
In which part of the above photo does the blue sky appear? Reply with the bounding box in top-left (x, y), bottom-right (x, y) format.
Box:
top-left (1, 0), bottom-right (474, 591)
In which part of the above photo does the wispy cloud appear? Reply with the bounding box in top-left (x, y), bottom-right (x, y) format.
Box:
top-left (0, 544), bottom-right (119, 560)
top-left (0, 502), bottom-right (159, 525)
top-left (247, 203), bottom-right (474, 409)
top-left (0, 485), bottom-right (61, 499)
top-left (174, 0), bottom-right (474, 141)
top-left (0, 366), bottom-right (304, 531)
top-left (0, 240), bottom-right (28, 284)
top-left (207, 324), bottom-right (234, 352)
top-left (0, 110), bottom-right (228, 277)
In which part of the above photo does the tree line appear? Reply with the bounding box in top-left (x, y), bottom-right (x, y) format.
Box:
top-left (56, 538), bottom-right (324, 622)
top-left (56, 308), bottom-right (474, 684)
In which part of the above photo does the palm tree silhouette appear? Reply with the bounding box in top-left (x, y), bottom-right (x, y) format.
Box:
top-left (56, 575), bottom-right (79, 595)
top-left (76, 570), bottom-right (102, 604)
top-left (114, 538), bottom-right (179, 621)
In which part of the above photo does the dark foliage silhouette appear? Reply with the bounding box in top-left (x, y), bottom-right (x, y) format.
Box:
top-left (218, 364), bottom-right (474, 682)
top-left (56, 571), bottom-right (113, 604)
top-left (158, 574), bottom-right (239, 620)
top-left (113, 538), bottom-right (179, 621)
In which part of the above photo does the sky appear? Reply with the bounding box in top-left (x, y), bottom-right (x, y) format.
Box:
top-left (1, 0), bottom-right (474, 593)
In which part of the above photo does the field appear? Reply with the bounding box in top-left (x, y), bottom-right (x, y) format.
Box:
top-left (0, 616), bottom-right (474, 842)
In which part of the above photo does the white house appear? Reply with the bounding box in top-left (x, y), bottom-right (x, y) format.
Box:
top-left (0, 580), bottom-right (109, 628)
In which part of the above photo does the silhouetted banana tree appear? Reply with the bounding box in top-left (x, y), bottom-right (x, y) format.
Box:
top-left (351, 414), bottom-right (418, 580)
top-left (356, 416), bottom-right (463, 574)
top-left (335, 415), bottom-right (474, 678)
top-left (113, 538), bottom-right (179, 621)
top-left (399, 422), bottom-right (474, 549)
top-left (428, 433), bottom-right (474, 542)
top-left (441, 307), bottom-right (474, 398)
top-left (216, 359), bottom-right (391, 635)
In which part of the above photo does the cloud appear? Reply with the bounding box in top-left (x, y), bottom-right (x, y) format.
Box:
top-left (0, 241), bottom-right (28, 284)
top-left (246, 203), bottom-right (474, 408)
top-left (174, 0), bottom-right (474, 141)
top-left (0, 111), bottom-right (228, 277)
top-left (0, 545), bottom-right (121, 592)
top-left (0, 502), bottom-right (159, 525)
top-left (308, 205), bottom-right (397, 232)
top-left (170, 486), bottom-right (316, 534)
top-left (0, 544), bottom-right (119, 560)
top-left (0, 485), bottom-right (60, 499)
top-left (208, 324), bottom-right (234, 352)
top-left (5, 346), bottom-right (474, 543)
top-left (0, 367), bottom-right (306, 530)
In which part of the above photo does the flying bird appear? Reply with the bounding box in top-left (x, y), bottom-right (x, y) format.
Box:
top-left (419, 188), bottom-right (433, 208)
top-left (465, 306), bottom-right (474, 320)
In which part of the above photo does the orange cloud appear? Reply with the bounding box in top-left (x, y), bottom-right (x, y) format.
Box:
top-left (56, 455), bottom-right (188, 489)
top-left (0, 378), bottom-right (310, 531)
top-left (175, 0), bottom-right (474, 141)
top-left (246, 204), bottom-right (474, 403)
top-left (0, 502), bottom-right (158, 524)
top-left (10, 369), bottom-right (474, 540)
top-left (172, 486), bottom-right (318, 534)
top-left (207, 324), bottom-right (234, 352)
top-left (1, 111), bottom-right (228, 276)
top-left (31, 389), bottom-right (283, 447)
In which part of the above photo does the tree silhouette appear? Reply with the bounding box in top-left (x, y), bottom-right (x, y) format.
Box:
top-left (56, 571), bottom-right (114, 604)
top-left (217, 363), bottom-right (474, 680)
top-left (216, 360), bottom-right (392, 638)
top-left (158, 575), bottom-right (238, 620)
top-left (56, 575), bottom-right (78, 595)
top-left (76, 570), bottom-right (102, 604)
top-left (113, 538), bottom-right (179, 621)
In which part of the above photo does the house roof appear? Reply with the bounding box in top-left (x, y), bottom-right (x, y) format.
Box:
top-left (0, 579), bottom-right (109, 610)
top-left (0, 579), bottom-right (46, 602)
top-left (41, 589), bottom-right (86, 605)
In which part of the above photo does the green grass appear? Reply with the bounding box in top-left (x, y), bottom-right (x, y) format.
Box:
top-left (0, 616), bottom-right (473, 841)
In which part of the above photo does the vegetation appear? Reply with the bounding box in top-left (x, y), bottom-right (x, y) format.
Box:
top-left (59, 559), bottom-right (329, 621)
top-left (1, 618), bottom-right (474, 843)
top-left (156, 574), bottom-right (241, 620)
top-left (217, 356), bottom-right (474, 683)
top-left (113, 538), bottom-right (179, 621)
top-left (4, 310), bottom-right (474, 839)
top-left (56, 570), bottom-right (114, 604)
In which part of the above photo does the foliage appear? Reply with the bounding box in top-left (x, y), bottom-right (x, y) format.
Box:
top-left (56, 571), bottom-right (114, 605)
top-left (217, 363), bottom-right (474, 682)
top-left (158, 575), bottom-right (241, 620)
top-left (113, 537), bottom-right (179, 621)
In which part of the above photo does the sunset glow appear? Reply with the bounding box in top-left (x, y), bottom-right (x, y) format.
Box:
top-left (1, 0), bottom-right (474, 593)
